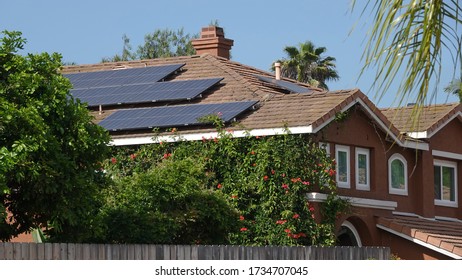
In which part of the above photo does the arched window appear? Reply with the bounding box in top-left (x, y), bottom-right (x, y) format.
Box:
top-left (388, 154), bottom-right (408, 195)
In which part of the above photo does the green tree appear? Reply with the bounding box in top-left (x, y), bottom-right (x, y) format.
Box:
top-left (444, 77), bottom-right (462, 102)
top-left (353, 0), bottom-right (462, 118)
top-left (276, 41), bottom-right (339, 90)
top-left (103, 28), bottom-right (197, 62)
top-left (0, 31), bottom-right (110, 241)
top-left (99, 155), bottom-right (239, 244)
top-left (103, 123), bottom-right (348, 246)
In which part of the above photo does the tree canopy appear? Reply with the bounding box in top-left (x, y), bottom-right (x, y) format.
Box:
top-left (0, 30), bottom-right (110, 241)
top-left (276, 41), bottom-right (339, 90)
top-left (99, 123), bottom-right (348, 245)
top-left (102, 28), bottom-right (197, 62)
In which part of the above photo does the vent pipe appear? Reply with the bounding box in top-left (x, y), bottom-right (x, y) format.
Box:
top-left (274, 62), bottom-right (281, 80)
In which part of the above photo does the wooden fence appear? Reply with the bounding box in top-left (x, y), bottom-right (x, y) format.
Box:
top-left (0, 243), bottom-right (390, 260)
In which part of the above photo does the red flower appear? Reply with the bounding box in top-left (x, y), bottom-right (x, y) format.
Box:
top-left (292, 213), bottom-right (300, 219)
top-left (252, 163), bottom-right (256, 167)
top-left (231, 195), bottom-right (238, 199)
top-left (284, 228), bottom-right (291, 233)
top-left (328, 169), bottom-right (336, 176)
top-left (282, 184), bottom-right (289, 189)
top-left (130, 154), bottom-right (137, 160)
top-left (276, 219), bottom-right (287, 225)
top-left (240, 215), bottom-right (245, 221)
top-left (240, 227), bottom-right (248, 232)
top-left (111, 157), bottom-right (117, 164)
top-left (163, 153), bottom-right (172, 159)
top-left (291, 178), bottom-right (301, 183)
top-left (217, 183), bottom-right (222, 189)
top-left (302, 181), bottom-right (310, 185)
top-left (271, 169), bottom-right (275, 175)
top-left (263, 175), bottom-right (269, 181)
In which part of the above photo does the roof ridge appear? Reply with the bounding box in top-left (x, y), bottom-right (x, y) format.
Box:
top-left (381, 102), bottom-right (460, 111)
top-left (201, 54), bottom-right (263, 95)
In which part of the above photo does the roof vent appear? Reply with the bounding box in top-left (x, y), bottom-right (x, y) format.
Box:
top-left (274, 62), bottom-right (281, 80)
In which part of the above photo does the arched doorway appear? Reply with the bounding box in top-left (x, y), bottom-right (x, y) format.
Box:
top-left (337, 220), bottom-right (362, 246)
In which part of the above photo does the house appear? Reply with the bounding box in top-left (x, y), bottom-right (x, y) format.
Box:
top-left (58, 26), bottom-right (462, 259)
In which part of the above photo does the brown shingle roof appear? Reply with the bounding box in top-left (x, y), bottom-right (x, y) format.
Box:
top-left (381, 103), bottom-right (461, 136)
top-left (62, 54), bottom-right (403, 144)
top-left (377, 215), bottom-right (462, 259)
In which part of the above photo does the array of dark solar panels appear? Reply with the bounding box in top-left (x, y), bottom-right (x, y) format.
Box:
top-left (64, 63), bottom-right (185, 89)
top-left (257, 75), bottom-right (311, 93)
top-left (99, 101), bottom-right (258, 131)
top-left (71, 78), bottom-right (223, 107)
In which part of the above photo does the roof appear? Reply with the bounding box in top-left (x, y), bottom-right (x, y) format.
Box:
top-left (62, 54), bottom-right (410, 147)
top-left (381, 103), bottom-right (462, 138)
top-left (377, 215), bottom-right (462, 259)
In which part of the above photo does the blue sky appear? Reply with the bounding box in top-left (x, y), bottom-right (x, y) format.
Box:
top-left (2, 0), bottom-right (458, 107)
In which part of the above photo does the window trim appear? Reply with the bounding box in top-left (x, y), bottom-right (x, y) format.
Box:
top-left (319, 142), bottom-right (330, 156)
top-left (355, 148), bottom-right (370, 191)
top-left (335, 145), bottom-right (350, 189)
top-left (388, 153), bottom-right (408, 196)
top-left (434, 159), bottom-right (458, 208)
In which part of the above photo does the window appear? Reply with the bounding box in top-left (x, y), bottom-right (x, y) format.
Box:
top-left (388, 154), bottom-right (407, 195)
top-left (355, 148), bottom-right (370, 190)
top-left (336, 145), bottom-right (350, 188)
top-left (434, 160), bottom-right (458, 207)
top-left (319, 142), bottom-right (330, 156)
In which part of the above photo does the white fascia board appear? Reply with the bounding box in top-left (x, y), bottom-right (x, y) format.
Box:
top-left (376, 224), bottom-right (462, 259)
top-left (305, 192), bottom-right (397, 211)
top-left (310, 100), bottom-right (356, 134)
top-left (109, 126), bottom-right (313, 146)
top-left (426, 111), bottom-right (462, 139)
top-left (407, 131), bottom-right (428, 139)
top-left (402, 140), bottom-right (429, 151)
top-left (405, 112), bottom-right (462, 140)
top-left (432, 150), bottom-right (462, 161)
top-left (343, 196), bottom-right (397, 210)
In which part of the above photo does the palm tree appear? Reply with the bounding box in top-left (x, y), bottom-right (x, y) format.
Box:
top-left (444, 78), bottom-right (462, 102)
top-left (276, 41), bottom-right (339, 90)
top-left (352, 0), bottom-right (462, 119)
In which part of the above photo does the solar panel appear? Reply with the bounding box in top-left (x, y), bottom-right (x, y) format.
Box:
top-left (64, 63), bottom-right (185, 89)
top-left (257, 75), bottom-right (311, 93)
top-left (70, 78), bottom-right (223, 107)
top-left (99, 101), bottom-right (258, 131)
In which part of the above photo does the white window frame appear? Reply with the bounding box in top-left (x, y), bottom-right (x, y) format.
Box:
top-left (319, 142), bottom-right (330, 156)
top-left (388, 153), bottom-right (408, 196)
top-left (355, 148), bottom-right (370, 191)
top-left (335, 145), bottom-right (350, 189)
top-left (434, 159), bottom-right (458, 208)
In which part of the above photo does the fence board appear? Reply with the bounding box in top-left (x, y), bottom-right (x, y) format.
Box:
top-left (0, 243), bottom-right (390, 260)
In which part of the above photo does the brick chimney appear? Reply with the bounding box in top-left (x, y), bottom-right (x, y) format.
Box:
top-left (191, 26), bottom-right (234, 59)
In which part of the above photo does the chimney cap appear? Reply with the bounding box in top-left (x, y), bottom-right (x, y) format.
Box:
top-left (191, 26), bottom-right (234, 60)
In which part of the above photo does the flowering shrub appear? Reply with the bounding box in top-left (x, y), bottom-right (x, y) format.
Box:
top-left (103, 122), bottom-right (349, 245)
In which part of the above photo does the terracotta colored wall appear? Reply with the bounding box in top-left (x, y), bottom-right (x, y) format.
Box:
top-left (317, 107), bottom-right (421, 213)
top-left (428, 119), bottom-right (462, 219)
